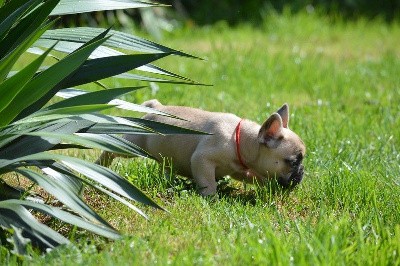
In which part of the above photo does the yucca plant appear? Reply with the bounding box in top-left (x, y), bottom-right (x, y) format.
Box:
top-left (0, 0), bottom-right (199, 255)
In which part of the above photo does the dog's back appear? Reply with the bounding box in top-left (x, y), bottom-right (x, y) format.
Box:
top-left (124, 100), bottom-right (239, 177)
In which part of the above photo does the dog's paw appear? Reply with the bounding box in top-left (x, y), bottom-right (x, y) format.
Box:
top-left (201, 193), bottom-right (219, 203)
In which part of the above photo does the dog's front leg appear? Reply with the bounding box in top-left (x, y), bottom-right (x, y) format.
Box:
top-left (191, 153), bottom-right (217, 196)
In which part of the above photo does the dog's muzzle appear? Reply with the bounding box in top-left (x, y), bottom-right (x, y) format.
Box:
top-left (278, 164), bottom-right (304, 188)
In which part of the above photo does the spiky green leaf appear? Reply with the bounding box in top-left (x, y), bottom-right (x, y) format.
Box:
top-left (51, 0), bottom-right (160, 16)
top-left (0, 200), bottom-right (69, 249)
top-left (15, 168), bottom-right (114, 228)
top-left (10, 199), bottom-right (121, 239)
top-left (37, 27), bottom-right (196, 58)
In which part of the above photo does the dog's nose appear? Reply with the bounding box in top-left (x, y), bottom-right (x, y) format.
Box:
top-left (296, 164), bottom-right (304, 176)
top-left (290, 165), bottom-right (304, 184)
top-left (277, 164), bottom-right (304, 188)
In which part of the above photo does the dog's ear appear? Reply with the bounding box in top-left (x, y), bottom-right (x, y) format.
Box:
top-left (258, 113), bottom-right (284, 148)
top-left (276, 103), bottom-right (289, 128)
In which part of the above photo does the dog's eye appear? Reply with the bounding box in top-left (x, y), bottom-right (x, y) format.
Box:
top-left (285, 154), bottom-right (302, 167)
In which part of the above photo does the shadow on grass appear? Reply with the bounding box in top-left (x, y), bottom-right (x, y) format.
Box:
top-left (157, 175), bottom-right (295, 206)
top-left (217, 178), bottom-right (296, 206)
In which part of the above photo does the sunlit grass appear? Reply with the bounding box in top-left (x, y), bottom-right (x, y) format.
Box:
top-left (5, 11), bottom-right (399, 265)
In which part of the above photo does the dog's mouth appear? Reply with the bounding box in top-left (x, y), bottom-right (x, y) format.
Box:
top-left (277, 164), bottom-right (304, 188)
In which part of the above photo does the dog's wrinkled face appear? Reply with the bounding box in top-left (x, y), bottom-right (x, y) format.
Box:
top-left (278, 152), bottom-right (305, 187)
top-left (271, 136), bottom-right (305, 188)
top-left (255, 104), bottom-right (306, 188)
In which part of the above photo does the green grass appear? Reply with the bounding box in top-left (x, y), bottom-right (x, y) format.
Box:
top-left (3, 11), bottom-right (400, 265)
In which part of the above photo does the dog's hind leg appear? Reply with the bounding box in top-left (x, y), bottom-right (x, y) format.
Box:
top-left (96, 151), bottom-right (117, 167)
top-left (96, 150), bottom-right (141, 167)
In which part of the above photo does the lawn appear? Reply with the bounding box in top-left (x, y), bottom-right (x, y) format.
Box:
top-left (4, 11), bottom-right (400, 265)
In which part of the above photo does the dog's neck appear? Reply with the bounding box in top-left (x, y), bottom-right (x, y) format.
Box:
top-left (235, 119), bottom-right (249, 170)
top-left (234, 119), bottom-right (260, 174)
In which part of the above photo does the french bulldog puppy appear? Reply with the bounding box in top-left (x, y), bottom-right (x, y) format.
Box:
top-left (97, 99), bottom-right (306, 196)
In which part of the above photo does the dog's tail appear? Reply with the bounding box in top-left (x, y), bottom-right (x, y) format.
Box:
top-left (142, 99), bottom-right (162, 108)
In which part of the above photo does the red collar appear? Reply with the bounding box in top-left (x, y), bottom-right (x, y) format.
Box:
top-left (235, 119), bottom-right (249, 170)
